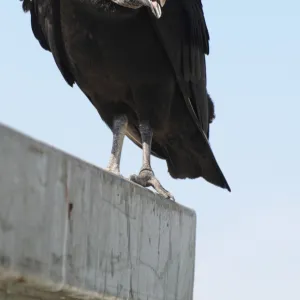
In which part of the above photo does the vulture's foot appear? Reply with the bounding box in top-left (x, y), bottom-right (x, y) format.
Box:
top-left (130, 168), bottom-right (175, 201)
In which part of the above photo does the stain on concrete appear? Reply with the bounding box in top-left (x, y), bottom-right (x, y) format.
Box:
top-left (0, 215), bottom-right (13, 233)
top-left (18, 257), bottom-right (42, 273)
top-left (0, 252), bottom-right (11, 267)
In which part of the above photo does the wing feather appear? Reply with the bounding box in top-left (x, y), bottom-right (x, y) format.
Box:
top-left (22, 0), bottom-right (75, 86)
top-left (150, 0), bottom-right (210, 135)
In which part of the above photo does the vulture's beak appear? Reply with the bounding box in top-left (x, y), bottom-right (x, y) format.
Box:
top-left (144, 0), bottom-right (166, 19)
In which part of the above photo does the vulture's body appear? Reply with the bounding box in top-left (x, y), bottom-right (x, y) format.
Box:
top-left (22, 0), bottom-right (230, 198)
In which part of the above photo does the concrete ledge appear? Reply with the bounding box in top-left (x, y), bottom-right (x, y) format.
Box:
top-left (0, 123), bottom-right (197, 300)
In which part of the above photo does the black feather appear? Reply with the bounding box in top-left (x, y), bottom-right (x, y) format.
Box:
top-left (21, 0), bottom-right (32, 12)
top-left (207, 94), bottom-right (216, 124)
top-left (20, 0), bottom-right (75, 86)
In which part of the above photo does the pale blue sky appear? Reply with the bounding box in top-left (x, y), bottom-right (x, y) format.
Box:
top-left (1, 1), bottom-right (299, 299)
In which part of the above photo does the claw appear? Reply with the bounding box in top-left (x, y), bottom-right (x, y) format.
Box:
top-left (130, 169), bottom-right (175, 201)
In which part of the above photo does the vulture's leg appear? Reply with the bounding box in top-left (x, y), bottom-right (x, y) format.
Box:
top-left (106, 115), bottom-right (128, 175)
top-left (129, 121), bottom-right (174, 201)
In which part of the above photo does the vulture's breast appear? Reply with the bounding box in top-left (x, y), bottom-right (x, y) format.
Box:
top-left (59, 0), bottom-right (173, 101)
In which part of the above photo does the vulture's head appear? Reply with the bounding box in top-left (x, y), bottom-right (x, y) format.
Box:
top-left (110, 0), bottom-right (166, 18)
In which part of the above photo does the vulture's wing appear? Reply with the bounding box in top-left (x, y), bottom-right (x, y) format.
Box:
top-left (23, 0), bottom-right (75, 86)
top-left (150, 0), bottom-right (211, 137)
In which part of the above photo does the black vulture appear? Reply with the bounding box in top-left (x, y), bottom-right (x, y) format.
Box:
top-left (20, 0), bottom-right (231, 200)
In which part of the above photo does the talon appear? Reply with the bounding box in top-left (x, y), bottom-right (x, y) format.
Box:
top-left (130, 170), bottom-right (175, 201)
top-left (129, 121), bottom-right (176, 200)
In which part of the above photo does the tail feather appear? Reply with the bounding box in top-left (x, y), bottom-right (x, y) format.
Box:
top-left (165, 134), bottom-right (231, 192)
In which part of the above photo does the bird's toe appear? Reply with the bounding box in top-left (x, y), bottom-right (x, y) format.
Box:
top-left (129, 169), bottom-right (175, 201)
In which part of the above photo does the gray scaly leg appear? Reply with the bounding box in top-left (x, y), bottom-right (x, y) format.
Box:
top-left (130, 121), bottom-right (174, 200)
top-left (106, 115), bottom-right (128, 175)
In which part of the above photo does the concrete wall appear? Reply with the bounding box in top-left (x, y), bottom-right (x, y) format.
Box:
top-left (0, 123), bottom-right (197, 300)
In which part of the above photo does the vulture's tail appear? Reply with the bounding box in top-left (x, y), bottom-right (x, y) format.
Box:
top-left (125, 93), bottom-right (230, 191)
top-left (164, 134), bottom-right (231, 192)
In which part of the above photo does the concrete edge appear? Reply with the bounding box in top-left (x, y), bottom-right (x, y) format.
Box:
top-left (0, 122), bottom-right (197, 217)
